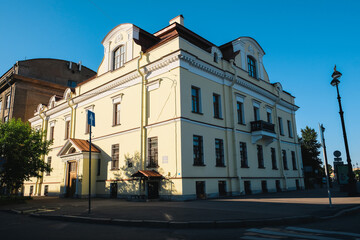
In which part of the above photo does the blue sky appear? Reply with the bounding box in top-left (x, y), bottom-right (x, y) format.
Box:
top-left (1, 0), bottom-right (359, 168)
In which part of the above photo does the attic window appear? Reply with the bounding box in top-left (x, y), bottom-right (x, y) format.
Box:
top-left (113, 45), bottom-right (125, 70)
top-left (247, 56), bottom-right (257, 78)
top-left (214, 52), bottom-right (218, 63)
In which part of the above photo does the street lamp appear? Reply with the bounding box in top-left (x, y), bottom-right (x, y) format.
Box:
top-left (330, 65), bottom-right (357, 196)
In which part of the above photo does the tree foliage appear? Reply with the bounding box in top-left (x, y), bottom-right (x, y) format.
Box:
top-left (0, 119), bottom-right (52, 194)
top-left (300, 126), bottom-right (322, 176)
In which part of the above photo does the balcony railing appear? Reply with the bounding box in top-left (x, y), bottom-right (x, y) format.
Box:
top-left (250, 120), bottom-right (275, 133)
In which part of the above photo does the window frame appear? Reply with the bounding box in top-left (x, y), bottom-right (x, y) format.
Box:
top-left (213, 93), bottom-right (222, 119)
top-left (46, 157), bottom-right (51, 176)
top-left (5, 94), bottom-right (10, 109)
top-left (191, 86), bottom-right (202, 114)
top-left (111, 144), bottom-right (119, 170)
top-left (113, 45), bottom-right (125, 70)
top-left (278, 117), bottom-right (284, 136)
top-left (65, 120), bottom-right (70, 140)
top-left (237, 101), bottom-right (245, 124)
top-left (282, 149), bottom-right (288, 170)
top-left (113, 102), bottom-right (121, 126)
top-left (271, 147), bottom-right (277, 170)
top-left (247, 56), bottom-right (257, 78)
top-left (291, 151), bottom-right (297, 170)
top-left (147, 137), bottom-right (158, 168)
top-left (240, 142), bottom-right (248, 168)
top-left (49, 126), bottom-right (55, 141)
top-left (193, 135), bottom-right (204, 166)
top-left (257, 145), bottom-right (264, 168)
top-left (215, 138), bottom-right (225, 167)
top-left (287, 120), bottom-right (293, 138)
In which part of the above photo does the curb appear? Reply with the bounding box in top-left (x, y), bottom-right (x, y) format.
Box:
top-left (13, 205), bottom-right (360, 229)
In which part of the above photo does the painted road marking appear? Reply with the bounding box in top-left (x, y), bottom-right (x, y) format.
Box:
top-left (286, 227), bottom-right (360, 238)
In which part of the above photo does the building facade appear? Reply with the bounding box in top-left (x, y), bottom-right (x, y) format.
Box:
top-left (25, 16), bottom-right (304, 200)
top-left (0, 59), bottom-right (96, 123)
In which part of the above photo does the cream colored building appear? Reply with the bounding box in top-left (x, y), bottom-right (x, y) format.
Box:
top-left (24, 15), bottom-right (303, 200)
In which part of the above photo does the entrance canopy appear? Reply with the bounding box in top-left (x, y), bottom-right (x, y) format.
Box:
top-left (131, 170), bottom-right (163, 180)
top-left (57, 138), bottom-right (101, 156)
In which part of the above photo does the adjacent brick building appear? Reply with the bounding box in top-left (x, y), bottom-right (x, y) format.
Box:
top-left (0, 59), bottom-right (96, 122)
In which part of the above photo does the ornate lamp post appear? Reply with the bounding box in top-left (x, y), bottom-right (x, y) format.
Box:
top-left (330, 65), bottom-right (357, 196)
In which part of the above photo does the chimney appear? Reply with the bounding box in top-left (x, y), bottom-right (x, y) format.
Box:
top-left (169, 15), bottom-right (184, 26)
top-left (78, 61), bottom-right (82, 71)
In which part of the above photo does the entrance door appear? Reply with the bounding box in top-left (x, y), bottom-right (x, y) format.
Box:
top-left (196, 181), bottom-right (206, 199)
top-left (66, 161), bottom-right (77, 197)
top-left (147, 181), bottom-right (159, 199)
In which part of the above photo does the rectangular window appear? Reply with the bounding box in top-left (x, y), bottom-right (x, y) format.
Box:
top-left (113, 103), bottom-right (121, 126)
top-left (271, 148), bottom-right (277, 169)
top-left (291, 151), bottom-right (297, 170)
top-left (240, 142), bottom-right (248, 168)
top-left (257, 145), bottom-right (264, 168)
top-left (191, 86), bottom-right (201, 113)
top-left (6, 95), bottom-right (10, 109)
top-left (193, 135), bottom-right (204, 166)
top-left (215, 139), bottom-right (225, 167)
top-left (49, 126), bottom-right (54, 141)
top-left (261, 180), bottom-right (268, 193)
top-left (65, 120), bottom-right (70, 139)
top-left (30, 186), bottom-right (34, 196)
top-left (287, 120), bottom-right (293, 138)
top-left (276, 180), bottom-right (281, 192)
top-left (147, 137), bottom-right (158, 168)
top-left (46, 157), bottom-right (51, 176)
top-left (282, 150), bottom-right (288, 170)
top-left (278, 117), bottom-right (284, 136)
top-left (97, 159), bottom-right (101, 176)
top-left (113, 45), bottom-right (125, 70)
top-left (196, 181), bottom-right (206, 199)
top-left (0, 99), bottom-right (2, 113)
top-left (244, 181), bottom-right (251, 194)
top-left (254, 106), bottom-right (260, 121)
top-left (237, 101), bottom-right (245, 124)
top-left (44, 185), bottom-right (49, 196)
top-left (4, 116), bottom-right (8, 122)
top-left (111, 144), bottom-right (119, 170)
top-left (213, 94), bottom-right (222, 119)
top-left (267, 110), bottom-right (272, 123)
top-left (67, 80), bottom-right (77, 88)
top-left (218, 181), bottom-right (226, 196)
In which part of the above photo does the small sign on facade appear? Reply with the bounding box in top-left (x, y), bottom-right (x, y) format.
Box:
top-left (162, 156), bottom-right (168, 164)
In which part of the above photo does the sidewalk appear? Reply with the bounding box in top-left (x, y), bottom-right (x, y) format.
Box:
top-left (2, 186), bottom-right (360, 228)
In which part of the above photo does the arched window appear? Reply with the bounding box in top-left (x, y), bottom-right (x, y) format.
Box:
top-left (213, 52), bottom-right (218, 63)
top-left (247, 56), bottom-right (257, 78)
top-left (113, 45), bottom-right (125, 70)
top-left (68, 147), bottom-right (76, 154)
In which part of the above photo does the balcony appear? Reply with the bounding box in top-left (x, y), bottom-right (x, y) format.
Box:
top-left (250, 120), bottom-right (276, 145)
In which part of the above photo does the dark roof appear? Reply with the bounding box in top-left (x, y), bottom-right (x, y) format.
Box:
top-left (70, 138), bottom-right (101, 153)
top-left (131, 170), bottom-right (163, 179)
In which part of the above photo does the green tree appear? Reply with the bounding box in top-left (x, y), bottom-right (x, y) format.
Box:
top-left (0, 119), bottom-right (52, 194)
top-left (300, 126), bottom-right (322, 187)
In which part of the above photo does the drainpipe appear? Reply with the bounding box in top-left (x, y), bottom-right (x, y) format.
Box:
top-left (274, 88), bottom-right (287, 190)
top-left (229, 60), bottom-right (239, 195)
top-left (67, 92), bottom-right (76, 139)
top-left (137, 52), bottom-right (147, 171)
top-left (35, 105), bottom-right (48, 195)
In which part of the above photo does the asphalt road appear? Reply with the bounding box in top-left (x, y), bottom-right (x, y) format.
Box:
top-left (1, 211), bottom-right (359, 240)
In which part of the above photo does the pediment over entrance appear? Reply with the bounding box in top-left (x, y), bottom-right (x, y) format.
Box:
top-left (57, 138), bottom-right (101, 157)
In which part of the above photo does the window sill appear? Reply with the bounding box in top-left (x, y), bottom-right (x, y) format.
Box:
top-left (215, 165), bottom-right (226, 167)
top-left (110, 168), bottom-right (120, 171)
top-left (241, 166), bottom-right (249, 168)
top-left (112, 124), bottom-right (121, 127)
top-left (214, 116), bottom-right (223, 120)
top-left (191, 111), bottom-right (203, 115)
top-left (284, 168), bottom-right (289, 170)
top-left (293, 169), bottom-right (298, 171)
top-left (272, 168), bottom-right (278, 170)
top-left (258, 167), bottom-right (265, 169)
top-left (280, 134), bottom-right (285, 136)
top-left (238, 122), bottom-right (246, 126)
top-left (193, 164), bottom-right (206, 167)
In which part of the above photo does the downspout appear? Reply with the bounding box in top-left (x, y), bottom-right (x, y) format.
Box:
top-left (36, 106), bottom-right (48, 195)
top-left (67, 92), bottom-right (76, 139)
top-left (137, 52), bottom-right (147, 170)
top-left (229, 60), bottom-right (239, 195)
top-left (274, 88), bottom-right (287, 190)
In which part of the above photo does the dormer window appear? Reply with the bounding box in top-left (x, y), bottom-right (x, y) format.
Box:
top-left (213, 52), bottom-right (218, 63)
top-left (247, 56), bottom-right (257, 78)
top-left (113, 45), bottom-right (125, 70)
